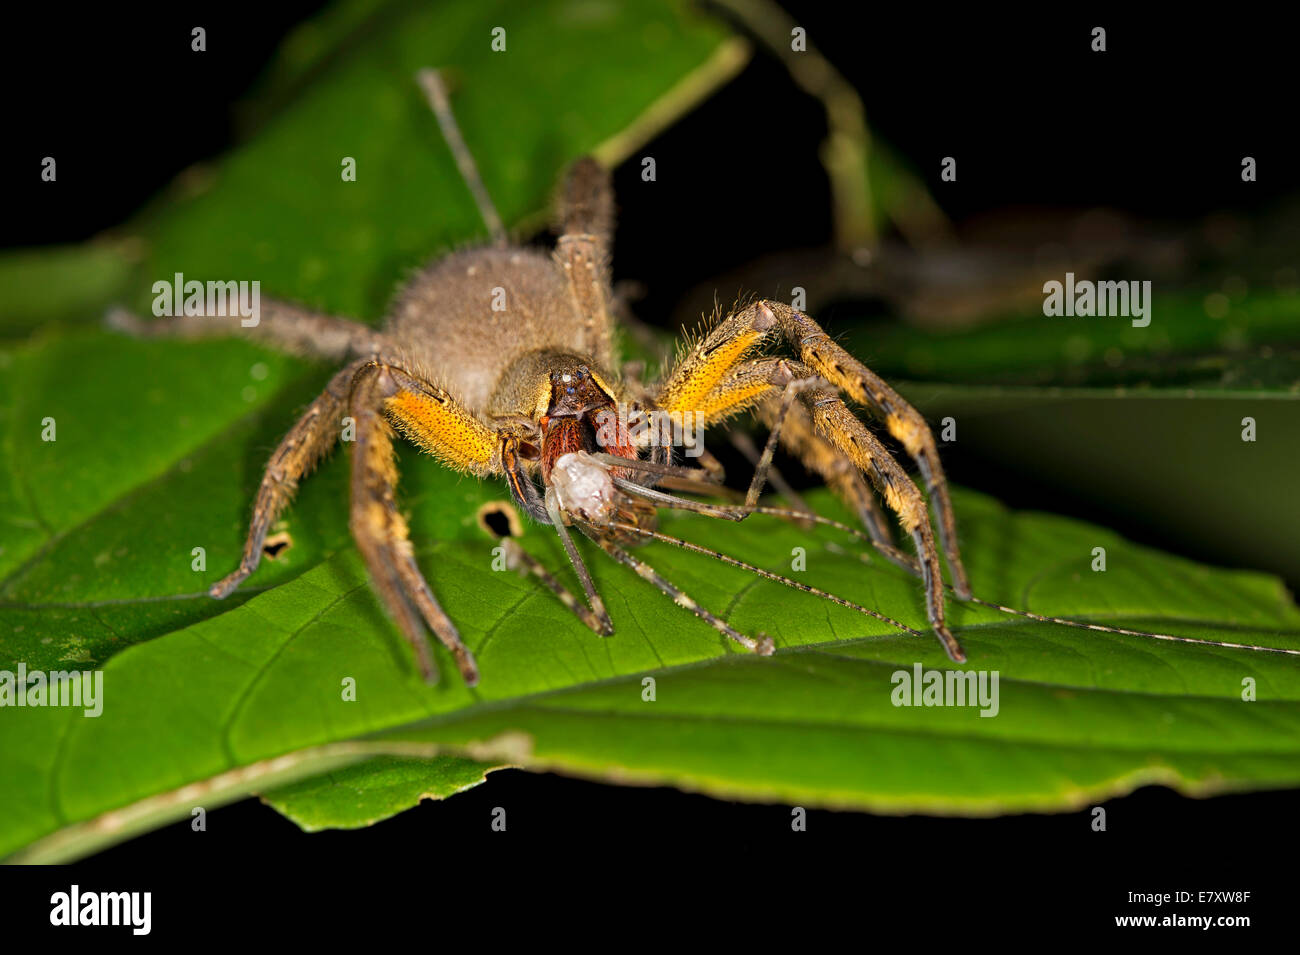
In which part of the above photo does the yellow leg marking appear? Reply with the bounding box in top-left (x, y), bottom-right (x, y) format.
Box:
top-left (672, 355), bottom-right (797, 429)
top-left (385, 388), bottom-right (498, 475)
top-left (810, 399), bottom-right (925, 533)
top-left (656, 301), bottom-right (783, 416)
top-left (690, 377), bottom-right (773, 425)
top-left (659, 331), bottom-right (766, 415)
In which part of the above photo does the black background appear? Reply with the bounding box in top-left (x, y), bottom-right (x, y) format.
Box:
top-left (2, 1), bottom-right (1294, 935)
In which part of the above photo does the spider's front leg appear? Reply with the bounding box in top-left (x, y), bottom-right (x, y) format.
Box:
top-left (755, 395), bottom-right (902, 563)
top-left (211, 358), bottom-right (370, 599)
top-left (210, 359), bottom-right (479, 681)
top-left (347, 362), bottom-right (483, 685)
top-left (759, 300), bottom-right (972, 599)
top-left (357, 361), bottom-right (616, 681)
top-left (702, 356), bottom-right (915, 571)
top-left (800, 382), bottom-right (966, 661)
top-left (654, 308), bottom-right (967, 662)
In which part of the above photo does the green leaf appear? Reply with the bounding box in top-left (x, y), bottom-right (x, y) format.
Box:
top-left (0, 245), bottom-right (137, 337)
top-left (262, 755), bottom-right (495, 831)
top-left (5, 481), bottom-right (1300, 861)
top-left (844, 288), bottom-right (1300, 395)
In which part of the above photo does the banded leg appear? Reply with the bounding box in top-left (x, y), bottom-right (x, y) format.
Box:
top-left (106, 299), bottom-right (389, 362)
top-left (211, 359), bottom-right (367, 599)
top-left (663, 353), bottom-right (961, 660)
top-left (378, 360), bottom-right (614, 640)
top-left (592, 535), bottom-right (774, 656)
top-left (349, 363), bottom-right (480, 685)
top-left (755, 393), bottom-right (908, 569)
top-left (803, 385), bottom-right (964, 661)
top-left (554, 156), bottom-right (618, 371)
top-left (760, 300), bottom-right (971, 598)
top-left (494, 536), bottom-right (613, 635)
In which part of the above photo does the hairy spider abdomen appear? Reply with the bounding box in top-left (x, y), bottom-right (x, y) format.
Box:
top-left (386, 246), bottom-right (615, 414)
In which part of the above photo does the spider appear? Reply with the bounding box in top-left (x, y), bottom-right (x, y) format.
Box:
top-left (109, 69), bottom-right (977, 685)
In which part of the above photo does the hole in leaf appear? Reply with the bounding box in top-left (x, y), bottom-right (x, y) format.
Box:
top-left (262, 530), bottom-right (293, 560)
top-left (477, 501), bottom-right (522, 539)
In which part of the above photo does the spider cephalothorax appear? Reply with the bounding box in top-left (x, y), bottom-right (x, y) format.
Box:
top-left (538, 361), bottom-right (636, 480)
top-left (108, 69), bottom-right (974, 685)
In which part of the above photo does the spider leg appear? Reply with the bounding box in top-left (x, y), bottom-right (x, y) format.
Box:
top-left (106, 299), bottom-right (388, 363)
top-left (589, 533), bottom-right (774, 656)
top-left (348, 362), bottom-right (479, 685)
top-left (605, 519), bottom-right (923, 638)
top-left (366, 358), bottom-right (623, 672)
top-left (556, 156), bottom-right (615, 247)
top-left (660, 299), bottom-right (968, 598)
top-left (745, 367), bottom-right (914, 574)
top-left (655, 341), bottom-right (963, 660)
top-left (210, 358), bottom-right (367, 599)
top-left (554, 155), bottom-right (618, 374)
top-left (802, 383), bottom-right (965, 661)
top-left (677, 347), bottom-right (914, 571)
top-left (494, 536), bottom-right (614, 635)
top-left (728, 429), bottom-right (813, 521)
top-left (417, 69), bottom-right (506, 247)
top-left (617, 390), bottom-right (963, 662)
top-left (759, 300), bottom-right (971, 599)
top-left (543, 492), bottom-right (616, 636)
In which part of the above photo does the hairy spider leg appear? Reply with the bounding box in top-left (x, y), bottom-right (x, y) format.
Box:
top-left (582, 528), bottom-right (774, 656)
top-left (210, 358), bottom-right (370, 599)
top-left (417, 69), bottom-right (507, 248)
top-left (654, 314), bottom-right (965, 662)
top-left (106, 300), bottom-right (389, 362)
top-left (348, 362), bottom-right (481, 684)
top-left (760, 300), bottom-right (971, 599)
top-left (755, 394), bottom-right (897, 553)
